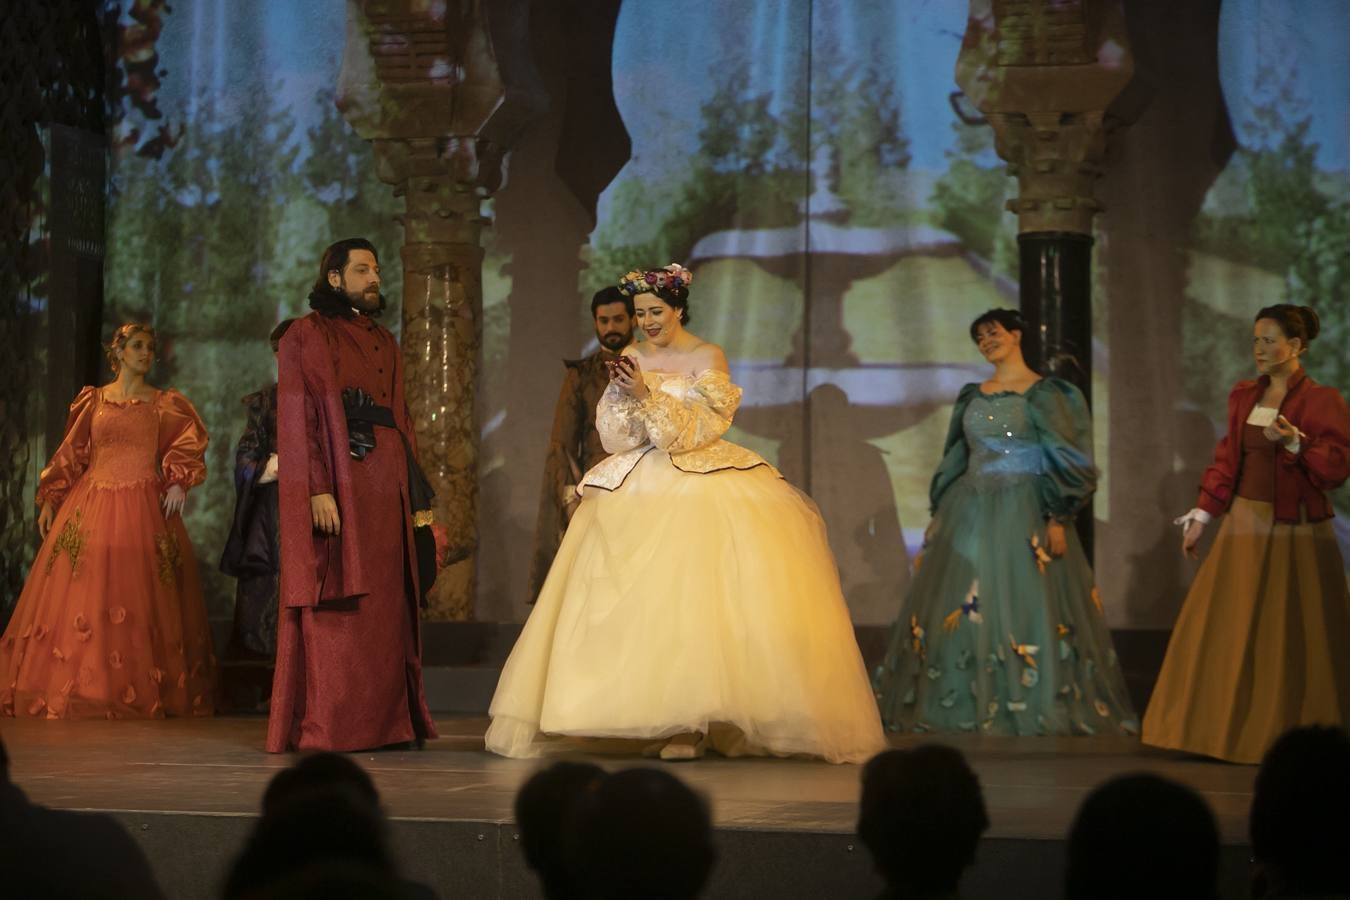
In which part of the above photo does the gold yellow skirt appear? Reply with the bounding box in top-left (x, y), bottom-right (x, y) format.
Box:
top-left (1142, 497), bottom-right (1350, 763)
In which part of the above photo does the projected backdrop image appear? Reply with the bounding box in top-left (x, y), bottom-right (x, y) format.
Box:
top-left (91, 0), bottom-right (1348, 628)
top-left (485, 0), bottom-right (1032, 624)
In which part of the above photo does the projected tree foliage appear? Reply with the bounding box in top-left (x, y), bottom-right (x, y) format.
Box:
top-left (104, 86), bottom-right (403, 612)
top-left (81, 0), bottom-right (1348, 625)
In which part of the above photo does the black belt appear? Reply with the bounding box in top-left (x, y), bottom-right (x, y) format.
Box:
top-left (344, 388), bottom-right (439, 604)
top-left (344, 394), bottom-right (433, 513)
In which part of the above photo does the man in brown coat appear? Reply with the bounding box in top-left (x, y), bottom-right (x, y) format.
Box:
top-left (527, 287), bottom-right (634, 602)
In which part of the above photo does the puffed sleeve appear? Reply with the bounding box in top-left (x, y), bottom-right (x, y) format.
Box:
top-left (1026, 378), bottom-right (1098, 521)
top-left (35, 385), bottom-right (99, 510)
top-left (157, 389), bottom-right (209, 491)
top-left (1289, 385), bottom-right (1350, 492)
top-left (596, 382), bottom-right (649, 453)
top-left (928, 384), bottom-right (979, 514)
top-left (637, 370), bottom-right (739, 453)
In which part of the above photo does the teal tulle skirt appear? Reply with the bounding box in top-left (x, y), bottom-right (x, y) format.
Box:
top-left (872, 473), bottom-right (1139, 736)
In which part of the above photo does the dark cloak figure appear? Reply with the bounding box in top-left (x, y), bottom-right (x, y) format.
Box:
top-left (218, 319), bottom-right (294, 711)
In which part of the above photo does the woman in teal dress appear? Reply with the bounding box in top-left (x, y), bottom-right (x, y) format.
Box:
top-left (873, 309), bottom-right (1138, 735)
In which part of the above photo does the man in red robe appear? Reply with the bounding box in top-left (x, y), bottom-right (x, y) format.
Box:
top-left (267, 238), bottom-right (438, 752)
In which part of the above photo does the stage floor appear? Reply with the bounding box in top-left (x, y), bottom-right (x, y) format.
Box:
top-left (2, 716), bottom-right (1259, 899)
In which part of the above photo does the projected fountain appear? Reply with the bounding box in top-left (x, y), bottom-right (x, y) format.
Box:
top-left (689, 144), bottom-right (959, 369)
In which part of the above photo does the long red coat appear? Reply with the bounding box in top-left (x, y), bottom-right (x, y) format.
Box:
top-left (266, 310), bottom-right (437, 752)
top-left (1198, 369), bottom-right (1350, 524)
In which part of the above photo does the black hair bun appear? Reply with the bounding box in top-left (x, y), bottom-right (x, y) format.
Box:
top-left (1298, 306), bottom-right (1321, 341)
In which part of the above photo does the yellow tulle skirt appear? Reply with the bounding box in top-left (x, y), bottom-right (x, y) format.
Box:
top-left (486, 450), bottom-right (886, 763)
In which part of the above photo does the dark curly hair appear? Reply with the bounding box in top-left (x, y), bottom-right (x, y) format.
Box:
top-left (591, 286), bottom-right (634, 317)
top-left (309, 238), bottom-right (385, 317)
top-left (1255, 304), bottom-right (1320, 351)
top-left (650, 284), bottom-right (690, 325)
top-left (968, 308), bottom-right (1026, 343)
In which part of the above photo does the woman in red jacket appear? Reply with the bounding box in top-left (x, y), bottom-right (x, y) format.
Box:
top-left (1143, 304), bottom-right (1350, 763)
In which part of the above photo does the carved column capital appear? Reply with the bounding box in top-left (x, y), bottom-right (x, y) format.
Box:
top-left (957, 0), bottom-right (1133, 234)
top-left (988, 110), bottom-right (1109, 234)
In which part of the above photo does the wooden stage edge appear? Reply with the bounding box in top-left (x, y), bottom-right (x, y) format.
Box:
top-left (2, 715), bottom-right (1260, 900)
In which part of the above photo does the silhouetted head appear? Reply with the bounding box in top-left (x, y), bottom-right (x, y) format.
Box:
top-left (515, 761), bottom-right (606, 899)
top-left (857, 745), bottom-right (989, 897)
top-left (225, 786), bottom-right (395, 900)
top-left (251, 861), bottom-right (409, 900)
top-left (568, 767), bottom-right (716, 900)
top-left (1065, 773), bottom-right (1219, 900)
top-left (1251, 726), bottom-right (1350, 897)
top-left (261, 752), bottom-right (380, 817)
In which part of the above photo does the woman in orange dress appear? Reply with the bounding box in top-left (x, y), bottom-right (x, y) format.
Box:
top-left (0, 323), bottom-right (215, 719)
top-left (1143, 305), bottom-right (1350, 763)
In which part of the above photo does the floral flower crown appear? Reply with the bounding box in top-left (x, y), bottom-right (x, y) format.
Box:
top-left (618, 263), bottom-right (694, 297)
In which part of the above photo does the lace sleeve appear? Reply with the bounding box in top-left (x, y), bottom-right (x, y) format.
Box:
top-left (596, 382), bottom-right (648, 453)
top-left (638, 370), bottom-right (741, 454)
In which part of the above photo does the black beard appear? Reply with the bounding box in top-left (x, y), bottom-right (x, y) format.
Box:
top-left (599, 331), bottom-right (631, 350)
top-left (309, 285), bottom-right (386, 318)
top-left (348, 290), bottom-right (382, 313)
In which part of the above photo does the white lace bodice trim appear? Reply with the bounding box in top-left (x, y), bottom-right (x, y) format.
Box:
top-left (581, 370), bottom-right (779, 493)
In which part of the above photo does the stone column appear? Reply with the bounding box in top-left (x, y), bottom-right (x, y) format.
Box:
top-left (956, 0), bottom-right (1135, 556)
top-left (338, 0), bottom-right (544, 620)
top-left (957, 0), bottom-right (1133, 395)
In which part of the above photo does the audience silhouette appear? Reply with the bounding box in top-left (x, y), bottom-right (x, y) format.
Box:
top-left (10, 724), bottom-right (1348, 898)
top-left (857, 745), bottom-right (989, 900)
top-left (224, 751), bottom-right (436, 900)
top-left (516, 761), bottom-right (606, 899)
top-left (1250, 725), bottom-right (1350, 900)
top-left (1065, 773), bottom-right (1219, 900)
top-left (0, 735), bottom-right (166, 900)
top-left (567, 767), bottom-right (717, 900)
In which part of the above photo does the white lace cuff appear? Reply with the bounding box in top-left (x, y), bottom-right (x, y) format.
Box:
top-left (1172, 508), bottom-right (1212, 528)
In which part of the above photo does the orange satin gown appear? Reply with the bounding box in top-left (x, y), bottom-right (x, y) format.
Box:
top-left (0, 386), bottom-right (216, 719)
